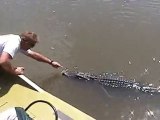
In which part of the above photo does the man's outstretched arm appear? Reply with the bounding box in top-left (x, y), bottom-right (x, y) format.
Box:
top-left (25, 50), bottom-right (63, 68)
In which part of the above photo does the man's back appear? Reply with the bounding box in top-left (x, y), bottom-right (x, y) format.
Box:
top-left (0, 34), bottom-right (21, 58)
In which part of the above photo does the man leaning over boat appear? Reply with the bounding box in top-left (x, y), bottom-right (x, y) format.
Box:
top-left (0, 31), bottom-right (62, 75)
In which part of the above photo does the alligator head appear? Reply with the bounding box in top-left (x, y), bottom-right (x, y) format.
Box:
top-left (61, 69), bottom-right (94, 80)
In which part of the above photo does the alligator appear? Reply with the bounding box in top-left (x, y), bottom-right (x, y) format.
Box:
top-left (61, 69), bottom-right (160, 94)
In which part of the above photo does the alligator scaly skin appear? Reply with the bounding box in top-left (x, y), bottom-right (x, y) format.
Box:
top-left (62, 70), bottom-right (160, 94)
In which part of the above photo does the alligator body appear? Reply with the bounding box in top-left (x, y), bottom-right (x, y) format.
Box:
top-left (62, 70), bottom-right (160, 94)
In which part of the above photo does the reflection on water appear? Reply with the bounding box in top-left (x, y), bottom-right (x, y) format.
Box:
top-left (0, 0), bottom-right (160, 119)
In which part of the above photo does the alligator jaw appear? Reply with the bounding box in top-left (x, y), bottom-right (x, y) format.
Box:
top-left (61, 69), bottom-right (68, 76)
top-left (61, 69), bottom-right (78, 78)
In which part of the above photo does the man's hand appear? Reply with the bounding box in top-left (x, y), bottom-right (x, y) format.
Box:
top-left (14, 67), bottom-right (25, 75)
top-left (51, 61), bottom-right (63, 68)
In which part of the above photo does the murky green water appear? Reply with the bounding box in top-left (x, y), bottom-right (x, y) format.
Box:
top-left (1, 0), bottom-right (160, 119)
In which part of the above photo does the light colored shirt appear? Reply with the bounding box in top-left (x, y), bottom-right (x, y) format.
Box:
top-left (0, 34), bottom-right (21, 58)
top-left (0, 108), bottom-right (18, 120)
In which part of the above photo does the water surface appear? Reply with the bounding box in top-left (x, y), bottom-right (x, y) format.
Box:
top-left (1, 0), bottom-right (160, 119)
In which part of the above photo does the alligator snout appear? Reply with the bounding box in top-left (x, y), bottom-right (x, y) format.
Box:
top-left (61, 69), bottom-right (69, 76)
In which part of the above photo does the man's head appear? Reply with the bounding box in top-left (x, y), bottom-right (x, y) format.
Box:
top-left (20, 32), bottom-right (38, 50)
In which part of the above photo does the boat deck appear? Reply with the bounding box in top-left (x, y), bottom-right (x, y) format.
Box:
top-left (0, 73), bottom-right (95, 120)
